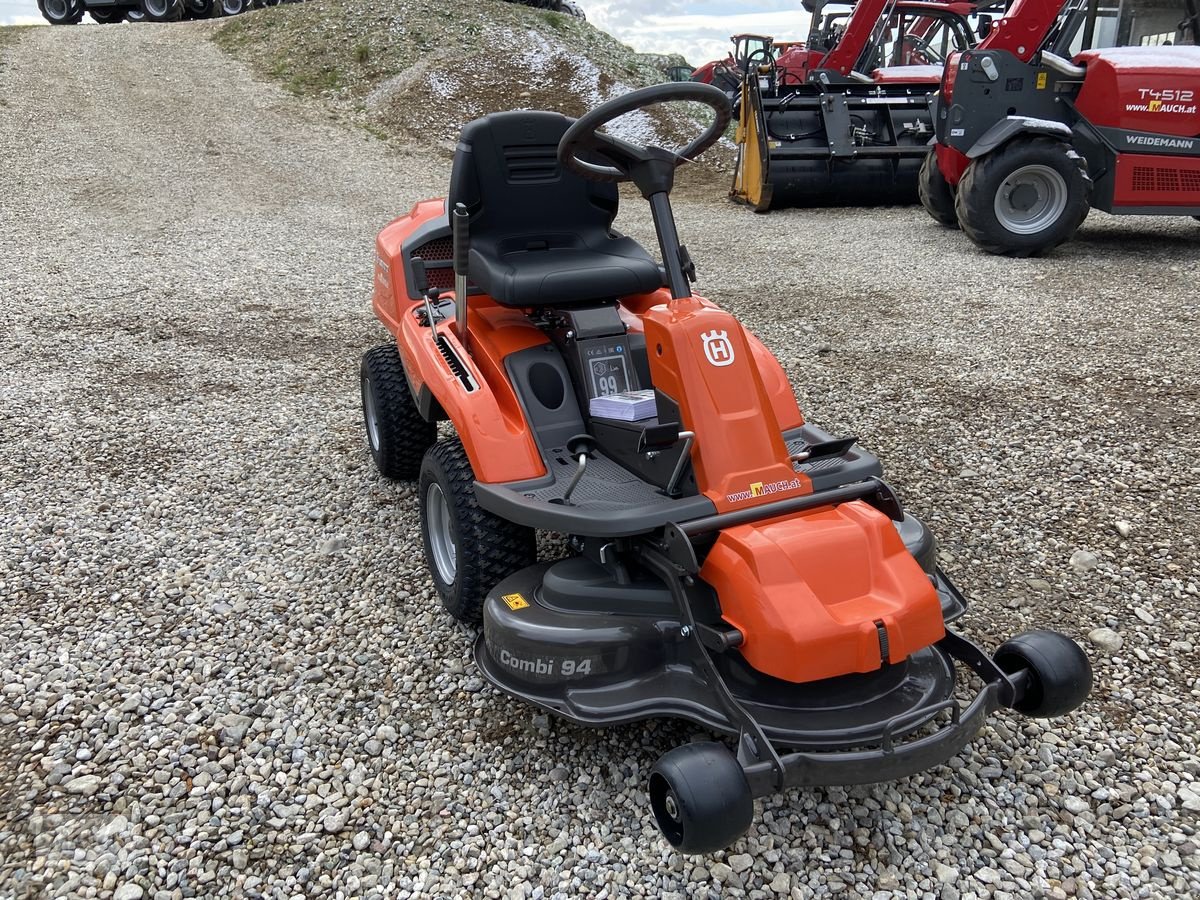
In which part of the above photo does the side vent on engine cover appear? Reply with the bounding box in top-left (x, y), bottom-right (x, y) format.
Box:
top-left (436, 334), bottom-right (478, 393)
top-left (1132, 166), bottom-right (1200, 193)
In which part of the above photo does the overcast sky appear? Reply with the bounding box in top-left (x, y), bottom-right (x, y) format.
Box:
top-left (0, 1), bottom-right (811, 65)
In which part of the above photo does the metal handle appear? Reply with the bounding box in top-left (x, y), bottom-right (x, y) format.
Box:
top-left (665, 431), bottom-right (695, 496)
top-left (560, 453), bottom-right (588, 505)
top-left (1039, 51), bottom-right (1086, 79)
top-left (452, 203), bottom-right (470, 342)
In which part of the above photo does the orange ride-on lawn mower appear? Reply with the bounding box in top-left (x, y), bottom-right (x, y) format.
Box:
top-left (359, 83), bottom-right (1092, 853)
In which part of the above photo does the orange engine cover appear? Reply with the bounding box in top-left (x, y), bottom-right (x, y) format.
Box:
top-left (701, 500), bottom-right (946, 684)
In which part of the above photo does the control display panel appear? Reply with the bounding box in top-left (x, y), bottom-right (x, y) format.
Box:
top-left (583, 340), bottom-right (635, 399)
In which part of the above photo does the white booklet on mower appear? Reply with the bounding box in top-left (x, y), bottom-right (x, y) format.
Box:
top-left (589, 389), bottom-right (657, 421)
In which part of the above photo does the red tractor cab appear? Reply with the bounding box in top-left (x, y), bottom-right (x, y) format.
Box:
top-left (921, 0), bottom-right (1200, 254)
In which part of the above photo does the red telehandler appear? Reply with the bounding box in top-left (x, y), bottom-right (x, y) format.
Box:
top-left (727, 0), bottom-right (993, 208)
top-left (920, 0), bottom-right (1200, 254)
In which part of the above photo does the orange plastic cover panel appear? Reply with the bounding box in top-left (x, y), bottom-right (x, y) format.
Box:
top-left (701, 500), bottom-right (945, 684)
top-left (623, 290), bottom-right (804, 431)
top-left (642, 297), bottom-right (809, 511)
top-left (374, 199), bottom-right (447, 330)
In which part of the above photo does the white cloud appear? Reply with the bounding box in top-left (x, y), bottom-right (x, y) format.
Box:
top-left (586, 2), bottom-right (810, 66)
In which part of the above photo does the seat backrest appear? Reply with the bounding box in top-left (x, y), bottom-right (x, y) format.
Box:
top-left (447, 111), bottom-right (620, 246)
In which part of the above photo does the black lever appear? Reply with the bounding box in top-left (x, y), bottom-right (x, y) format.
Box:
top-left (451, 204), bottom-right (470, 341)
top-left (561, 434), bottom-right (597, 505)
top-left (411, 256), bottom-right (430, 295)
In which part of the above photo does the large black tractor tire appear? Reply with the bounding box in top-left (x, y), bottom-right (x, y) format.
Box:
top-left (919, 149), bottom-right (958, 228)
top-left (649, 742), bottom-right (755, 854)
top-left (89, 7), bottom-right (130, 23)
top-left (139, 0), bottom-right (185, 20)
top-left (220, 0), bottom-right (250, 13)
top-left (183, 0), bottom-right (218, 18)
top-left (418, 439), bottom-right (537, 624)
top-left (360, 344), bottom-right (436, 481)
top-left (955, 137), bottom-right (1091, 257)
top-left (38, 0), bottom-right (86, 24)
top-left (994, 630), bottom-right (1092, 718)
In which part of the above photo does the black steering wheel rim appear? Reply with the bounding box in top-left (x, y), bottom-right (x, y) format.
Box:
top-left (557, 82), bottom-right (733, 183)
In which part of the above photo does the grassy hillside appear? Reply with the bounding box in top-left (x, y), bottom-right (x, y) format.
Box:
top-left (213, 0), bottom-right (702, 153)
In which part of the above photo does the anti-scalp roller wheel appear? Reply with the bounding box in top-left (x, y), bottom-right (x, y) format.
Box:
top-left (649, 742), bottom-right (753, 854)
top-left (994, 630), bottom-right (1092, 718)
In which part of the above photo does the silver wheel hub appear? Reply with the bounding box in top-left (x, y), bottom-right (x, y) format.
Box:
top-left (145, 0), bottom-right (168, 13)
top-left (362, 376), bottom-right (381, 453)
top-left (46, 0), bottom-right (70, 16)
top-left (426, 482), bottom-right (457, 585)
top-left (994, 164), bottom-right (1068, 235)
top-left (664, 792), bottom-right (680, 821)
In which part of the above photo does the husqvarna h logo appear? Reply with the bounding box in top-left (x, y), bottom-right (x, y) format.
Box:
top-left (701, 330), bottom-right (735, 367)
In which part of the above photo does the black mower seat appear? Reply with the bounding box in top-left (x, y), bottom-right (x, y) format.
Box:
top-left (448, 111), bottom-right (663, 308)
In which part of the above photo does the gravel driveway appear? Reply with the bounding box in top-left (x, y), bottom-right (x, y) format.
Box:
top-left (2, 22), bottom-right (1198, 900)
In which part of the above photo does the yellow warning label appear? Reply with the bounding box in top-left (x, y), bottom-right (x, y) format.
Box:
top-left (1036, 71), bottom-right (1048, 90)
top-left (502, 593), bottom-right (529, 611)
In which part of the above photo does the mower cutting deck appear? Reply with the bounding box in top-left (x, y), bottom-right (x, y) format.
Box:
top-left (360, 82), bottom-right (1092, 853)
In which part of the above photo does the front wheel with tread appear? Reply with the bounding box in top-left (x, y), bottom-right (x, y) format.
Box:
top-left (919, 149), bottom-right (958, 228)
top-left (360, 343), bottom-right (436, 481)
top-left (419, 440), bottom-right (537, 623)
top-left (38, 0), bottom-right (86, 24)
top-left (955, 137), bottom-right (1091, 257)
top-left (139, 0), bottom-right (185, 20)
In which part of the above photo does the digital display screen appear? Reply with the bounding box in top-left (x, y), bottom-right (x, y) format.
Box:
top-left (584, 341), bottom-right (632, 398)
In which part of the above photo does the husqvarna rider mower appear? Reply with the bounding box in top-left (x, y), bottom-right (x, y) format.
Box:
top-left (360, 83), bottom-right (1092, 853)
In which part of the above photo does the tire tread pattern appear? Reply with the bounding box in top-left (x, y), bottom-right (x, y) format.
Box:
top-left (362, 343), bottom-right (436, 481)
top-left (421, 439), bottom-right (537, 623)
top-left (955, 137), bottom-right (1091, 257)
top-left (919, 150), bottom-right (959, 228)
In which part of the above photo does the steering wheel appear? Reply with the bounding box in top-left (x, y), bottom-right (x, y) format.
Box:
top-left (558, 82), bottom-right (732, 183)
top-left (901, 35), bottom-right (944, 65)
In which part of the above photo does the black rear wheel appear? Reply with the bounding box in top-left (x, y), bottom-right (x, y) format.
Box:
top-left (38, 0), bottom-right (85, 24)
top-left (418, 439), bottom-right (537, 623)
top-left (220, 0), bottom-right (249, 14)
top-left (139, 0), bottom-right (185, 20)
top-left (955, 137), bottom-right (1091, 257)
top-left (183, 0), bottom-right (218, 17)
top-left (360, 343), bottom-right (436, 481)
top-left (919, 150), bottom-right (958, 228)
top-left (649, 742), bottom-right (754, 854)
top-left (89, 7), bottom-right (131, 23)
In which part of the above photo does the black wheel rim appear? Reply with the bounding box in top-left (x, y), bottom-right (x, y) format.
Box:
top-left (648, 773), bottom-right (685, 847)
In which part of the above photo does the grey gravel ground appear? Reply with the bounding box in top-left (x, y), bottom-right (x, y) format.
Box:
top-left (2, 21), bottom-right (1200, 900)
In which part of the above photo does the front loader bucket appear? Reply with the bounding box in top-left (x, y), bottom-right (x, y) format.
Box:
top-left (731, 73), bottom-right (939, 210)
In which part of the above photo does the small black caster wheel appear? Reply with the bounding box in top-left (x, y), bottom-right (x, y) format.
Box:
top-left (994, 630), bottom-right (1092, 718)
top-left (648, 742), bottom-right (753, 854)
